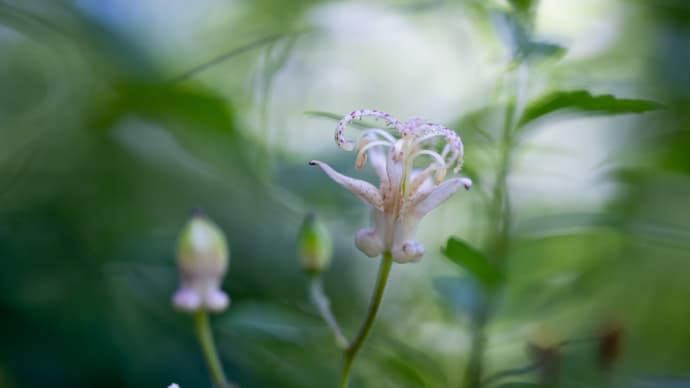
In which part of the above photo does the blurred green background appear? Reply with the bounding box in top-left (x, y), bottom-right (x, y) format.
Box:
top-left (1, 0), bottom-right (689, 387)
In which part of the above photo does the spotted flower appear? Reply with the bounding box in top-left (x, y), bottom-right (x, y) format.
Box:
top-left (310, 109), bottom-right (471, 263)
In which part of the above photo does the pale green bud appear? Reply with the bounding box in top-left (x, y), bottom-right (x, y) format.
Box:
top-left (298, 213), bottom-right (333, 275)
top-left (172, 213), bottom-right (230, 313)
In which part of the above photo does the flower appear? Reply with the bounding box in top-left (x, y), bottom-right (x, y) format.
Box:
top-left (310, 109), bottom-right (471, 263)
top-left (172, 213), bottom-right (230, 312)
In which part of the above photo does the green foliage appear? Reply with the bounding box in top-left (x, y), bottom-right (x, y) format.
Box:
top-left (0, 0), bottom-right (688, 387)
top-left (442, 237), bottom-right (504, 288)
top-left (518, 90), bottom-right (662, 128)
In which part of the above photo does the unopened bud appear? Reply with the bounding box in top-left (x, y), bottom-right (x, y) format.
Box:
top-left (298, 213), bottom-right (333, 275)
top-left (172, 213), bottom-right (230, 313)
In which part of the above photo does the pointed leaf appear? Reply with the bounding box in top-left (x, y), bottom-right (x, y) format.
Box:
top-left (518, 90), bottom-right (661, 128)
top-left (442, 238), bottom-right (504, 288)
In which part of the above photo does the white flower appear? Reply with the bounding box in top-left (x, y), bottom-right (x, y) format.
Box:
top-left (310, 109), bottom-right (471, 263)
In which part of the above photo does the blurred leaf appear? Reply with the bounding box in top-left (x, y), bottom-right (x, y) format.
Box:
top-left (518, 90), bottom-right (661, 128)
top-left (305, 110), bottom-right (369, 129)
top-left (433, 276), bottom-right (484, 318)
top-left (442, 237), bottom-right (504, 288)
top-left (513, 212), bottom-right (617, 238)
top-left (172, 33), bottom-right (286, 83)
top-left (493, 9), bottom-right (563, 63)
top-left (526, 40), bottom-right (567, 60)
top-left (223, 302), bottom-right (313, 344)
top-left (508, 0), bottom-right (536, 14)
top-left (493, 383), bottom-right (541, 388)
top-left (375, 337), bottom-right (449, 388)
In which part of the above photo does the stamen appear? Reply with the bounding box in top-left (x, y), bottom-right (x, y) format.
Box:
top-left (356, 140), bottom-right (392, 170)
top-left (355, 137), bottom-right (371, 169)
top-left (360, 128), bottom-right (396, 144)
top-left (411, 149), bottom-right (448, 185)
top-left (407, 120), bottom-right (465, 173)
top-left (413, 149), bottom-right (447, 168)
top-left (434, 168), bottom-right (447, 185)
top-left (407, 165), bottom-right (436, 195)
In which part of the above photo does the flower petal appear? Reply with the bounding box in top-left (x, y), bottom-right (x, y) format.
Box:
top-left (367, 142), bottom-right (389, 184)
top-left (355, 228), bottom-right (384, 257)
top-left (173, 288), bottom-right (202, 312)
top-left (392, 240), bottom-right (424, 263)
top-left (205, 289), bottom-right (230, 312)
top-left (309, 160), bottom-right (383, 210)
top-left (407, 177), bottom-right (472, 218)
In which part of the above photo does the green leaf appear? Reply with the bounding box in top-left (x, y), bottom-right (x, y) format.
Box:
top-left (494, 10), bottom-right (564, 64)
top-left (508, 0), bottom-right (537, 14)
top-left (442, 238), bottom-right (504, 288)
top-left (304, 110), bottom-right (369, 129)
top-left (525, 40), bottom-right (567, 61)
top-left (518, 90), bottom-right (661, 128)
top-left (432, 276), bottom-right (485, 318)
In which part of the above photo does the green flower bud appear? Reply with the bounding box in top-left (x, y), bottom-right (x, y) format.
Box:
top-left (172, 213), bottom-right (230, 313)
top-left (298, 213), bottom-right (333, 275)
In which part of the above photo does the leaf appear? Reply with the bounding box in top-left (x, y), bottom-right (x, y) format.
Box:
top-left (432, 276), bottom-right (485, 318)
top-left (518, 90), bottom-right (661, 128)
top-left (525, 40), bottom-right (567, 61)
top-left (493, 9), bottom-right (565, 63)
top-left (508, 0), bottom-right (536, 13)
top-left (304, 110), bottom-right (369, 129)
top-left (442, 238), bottom-right (504, 288)
top-left (493, 383), bottom-right (542, 388)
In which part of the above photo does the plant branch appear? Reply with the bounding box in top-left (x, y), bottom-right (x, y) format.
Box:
top-left (339, 251), bottom-right (394, 388)
top-left (462, 64), bottom-right (528, 388)
top-left (310, 276), bottom-right (349, 349)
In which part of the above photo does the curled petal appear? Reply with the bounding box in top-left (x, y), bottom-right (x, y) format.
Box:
top-left (355, 228), bottom-right (385, 257)
top-left (392, 241), bottom-right (424, 263)
top-left (406, 177), bottom-right (472, 218)
top-left (309, 160), bottom-right (383, 211)
top-left (335, 110), bottom-right (406, 150)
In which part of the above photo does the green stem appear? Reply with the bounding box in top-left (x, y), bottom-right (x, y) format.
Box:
top-left (310, 276), bottom-right (350, 349)
top-left (194, 311), bottom-right (230, 388)
top-left (462, 64), bottom-right (527, 388)
top-left (339, 252), bottom-right (394, 388)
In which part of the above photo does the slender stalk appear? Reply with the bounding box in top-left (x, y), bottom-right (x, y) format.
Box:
top-left (310, 276), bottom-right (350, 349)
top-left (194, 311), bottom-right (230, 388)
top-left (339, 252), bottom-right (394, 388)
top-left (462, 64), bottom-right (528, 388)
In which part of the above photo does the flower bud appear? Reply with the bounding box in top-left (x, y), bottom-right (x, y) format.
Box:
top-left (172, 213), bottom-right (230, 313)
top-left (297, 213), bottom-right (333, 275)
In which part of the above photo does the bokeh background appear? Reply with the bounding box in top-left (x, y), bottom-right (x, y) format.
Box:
top-left (1, 0), bottom-right (689, 387)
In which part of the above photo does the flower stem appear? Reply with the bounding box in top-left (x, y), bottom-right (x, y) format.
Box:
top-left (310, 276), bottom-right (350, 349)
top-left (194, 311), bottom-right (230, 388)
top-left (339, 251), bottom-right (394, 388)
